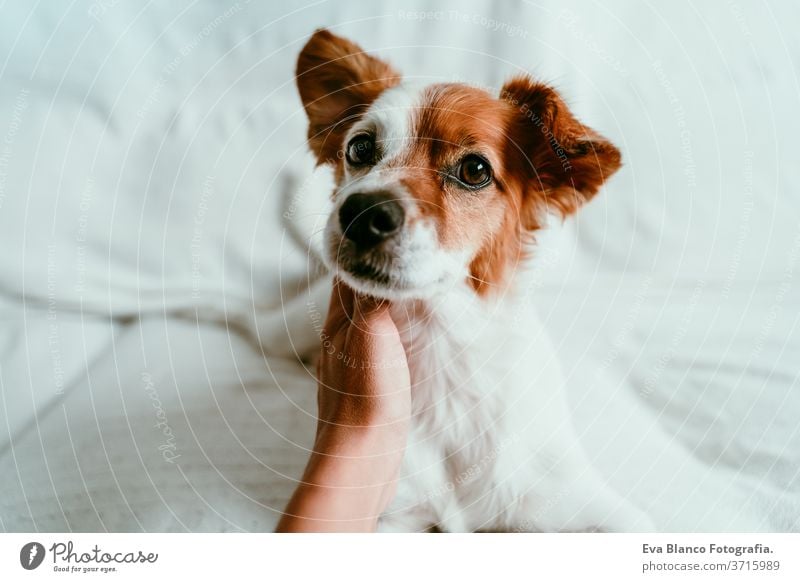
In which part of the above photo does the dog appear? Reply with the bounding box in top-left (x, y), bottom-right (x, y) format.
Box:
top-left (266, 28), bottom-right (654, 532)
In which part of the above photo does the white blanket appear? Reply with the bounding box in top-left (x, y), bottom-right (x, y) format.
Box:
top-left (1, 0), bottom-right (798, 531)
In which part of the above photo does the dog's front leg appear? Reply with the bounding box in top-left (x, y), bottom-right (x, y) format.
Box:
top-left (512, 472), bottom-right (656, 532)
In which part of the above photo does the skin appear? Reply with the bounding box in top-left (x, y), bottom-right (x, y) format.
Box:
top-left (276, 280), bottom-right (411, 532)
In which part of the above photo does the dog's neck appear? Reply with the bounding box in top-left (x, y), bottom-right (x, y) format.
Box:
top-left (389, 281), bottom-right (527, 426)
top-left (389, 282), bottom-right (498, 352)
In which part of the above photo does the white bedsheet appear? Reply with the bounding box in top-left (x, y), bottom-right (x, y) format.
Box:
top-left (1, 0), bottom-right (798, 532)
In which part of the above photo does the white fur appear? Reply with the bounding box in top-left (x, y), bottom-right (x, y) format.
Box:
top-left (267, 82), bottom-right (655, 532)
top-left (380, 289), bottom-right (652, 532)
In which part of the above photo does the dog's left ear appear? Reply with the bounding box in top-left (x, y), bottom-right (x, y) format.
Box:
top-left (296, 29), bottom-right (401, 164)
top-left (501, 75), bottom-right (621, 223)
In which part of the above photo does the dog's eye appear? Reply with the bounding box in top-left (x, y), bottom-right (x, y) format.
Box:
top-left (346, 135), bottom-right (375, 166)
top-left (457, 155), bottom-right (492, 188)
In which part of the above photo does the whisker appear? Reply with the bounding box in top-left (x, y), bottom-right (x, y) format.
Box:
top-left (465, 273), bottom-right (500, 287)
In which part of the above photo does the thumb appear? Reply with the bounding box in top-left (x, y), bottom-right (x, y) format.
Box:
top-left (352, 294), bottom-right (394, 331)
top-left (323, 278), bottom-right (355, 336)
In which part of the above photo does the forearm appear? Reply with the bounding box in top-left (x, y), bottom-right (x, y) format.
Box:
top-left (277, 285), bottom-right (410, 532)
top-left (276, 428), bottom-right (403, 532)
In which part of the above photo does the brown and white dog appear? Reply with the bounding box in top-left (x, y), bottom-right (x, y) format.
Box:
top-left (268, 29), bottom-right (653, 532)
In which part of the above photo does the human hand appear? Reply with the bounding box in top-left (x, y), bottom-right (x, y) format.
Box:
top-left (277, 279), bottom-right (411, 532)
top-left (315, 278), bottom-right (411, 445)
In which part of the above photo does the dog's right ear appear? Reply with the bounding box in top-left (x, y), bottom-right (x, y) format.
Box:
top-left (501, 76), bottom-right (621, 225)
top-left (296, 29), bottom-right (401, 165)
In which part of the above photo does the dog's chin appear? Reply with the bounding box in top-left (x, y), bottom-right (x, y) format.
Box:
top-left (323, 231), bottom-right (459, 301)
top-left (335, 264), bottom-right (446, 301)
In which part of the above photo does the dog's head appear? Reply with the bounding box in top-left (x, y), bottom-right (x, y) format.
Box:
top-left (296, 29), bottom-right (621, 300)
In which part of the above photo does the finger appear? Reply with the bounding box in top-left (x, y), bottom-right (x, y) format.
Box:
top-left (354, 292), bottom-right (390, 318)
top-left (324, 278), bottom-right (355, 334)
top-left (352, 293), bottom-right (397, 337)
top-left (328, 277), bottom-right (356, 317)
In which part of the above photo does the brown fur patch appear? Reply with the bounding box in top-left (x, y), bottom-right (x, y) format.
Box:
top-left (295, 29), bottom-right (400, 167)
top-left (391, 79), bottom-right (621, 296)
top-left (500, 75), bottom-right (622, 223)
top-left (396, 85), bottom-right (512, 251)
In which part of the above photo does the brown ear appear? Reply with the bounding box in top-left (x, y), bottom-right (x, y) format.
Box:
top-left (296, 29), bottom-right (401, 164)
top-left (501, 75), bottom-right (621, 222)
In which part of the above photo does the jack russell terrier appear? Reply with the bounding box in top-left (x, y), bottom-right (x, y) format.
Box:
top-left (264, 28), bottom-right (653, 533)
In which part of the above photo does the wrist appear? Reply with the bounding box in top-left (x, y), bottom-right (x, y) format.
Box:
top-left (316, 411), bottom-right (407, 444)
top-left (280, 429), bottom-right (402, 532)
top-left (312, 421), bottom-right (407, 477)
top-left (310, 423), bottom-right (406, 506)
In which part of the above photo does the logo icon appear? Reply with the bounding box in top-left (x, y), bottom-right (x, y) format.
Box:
top-left (20, 542), bottom-right (45, 570)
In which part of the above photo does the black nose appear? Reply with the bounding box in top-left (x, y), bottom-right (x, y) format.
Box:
top-left (339, 192), bottom-right (405, 249)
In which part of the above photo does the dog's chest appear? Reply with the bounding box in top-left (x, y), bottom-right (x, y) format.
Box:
top-left (391, 293), bottom-right (515, 431)
top-left (388, 294), bottom-right (534, 524)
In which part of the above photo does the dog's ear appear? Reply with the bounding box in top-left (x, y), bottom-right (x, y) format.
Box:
top-left (501, 75), bottom-right (621, 226)
top-left (296, 29), bottom-right (401, 164)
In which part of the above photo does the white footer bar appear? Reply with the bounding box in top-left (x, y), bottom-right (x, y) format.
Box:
top-left (1, 533), bottom-right (797, 581)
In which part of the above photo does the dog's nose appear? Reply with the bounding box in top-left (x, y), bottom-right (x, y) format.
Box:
top-left (339, 192), bottom-right (404, 249)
